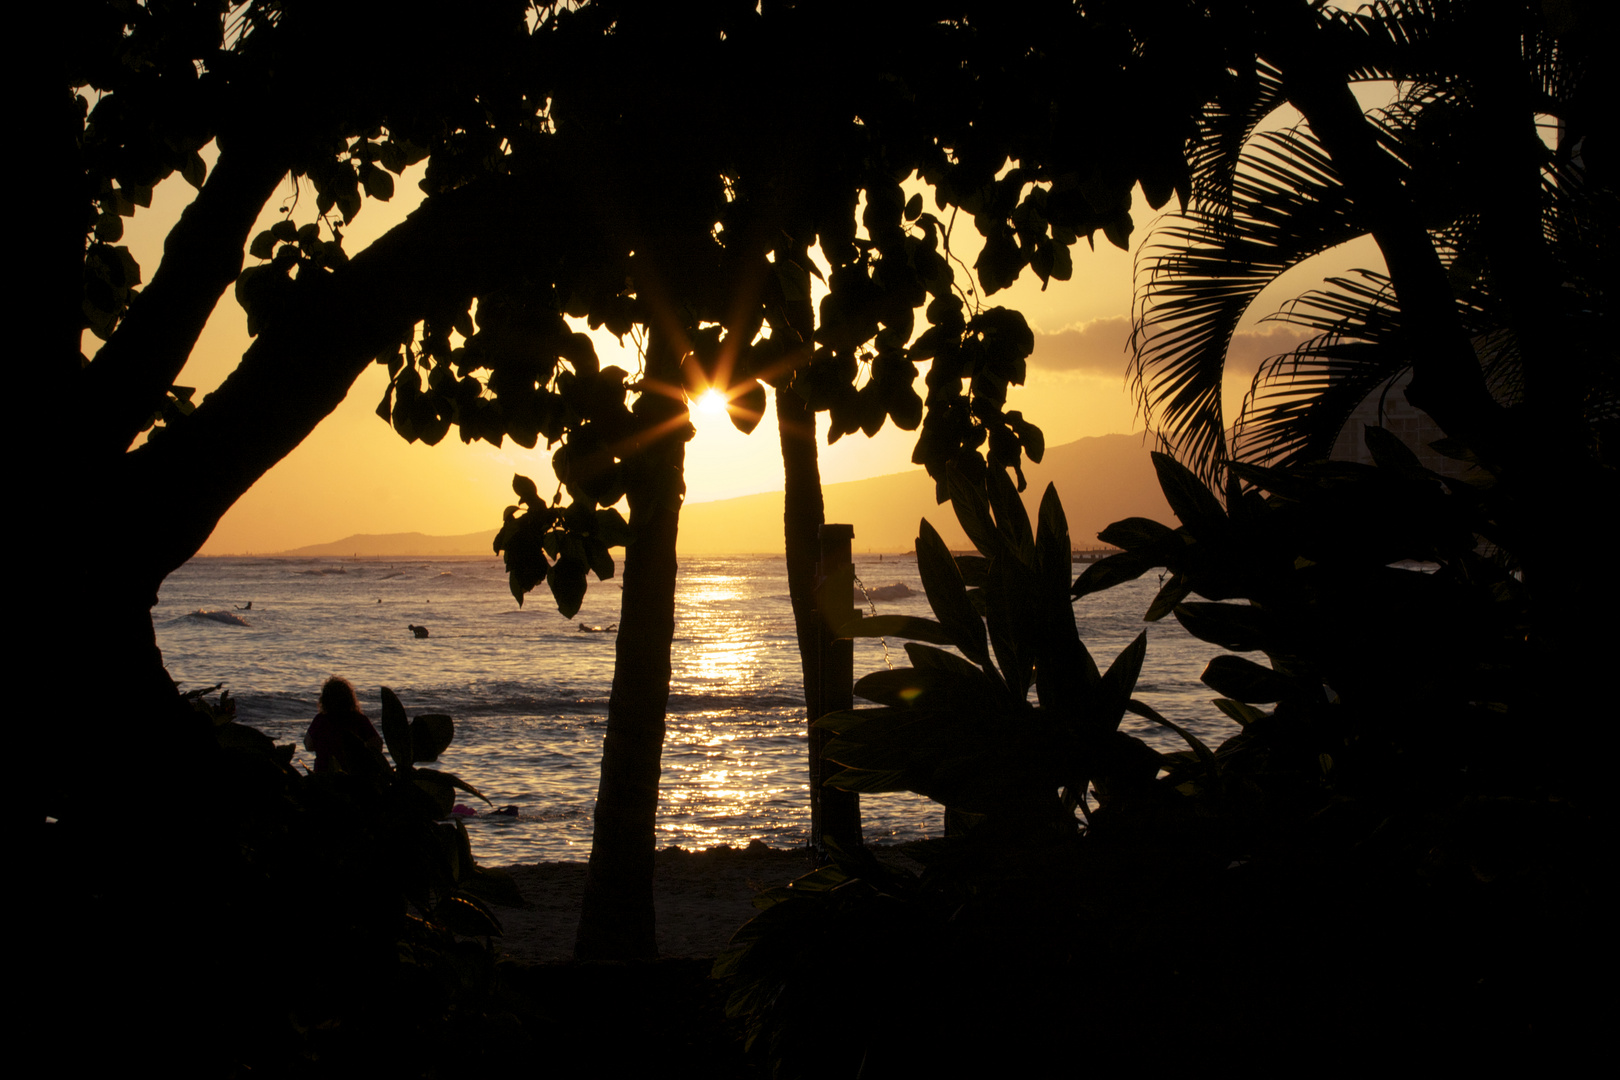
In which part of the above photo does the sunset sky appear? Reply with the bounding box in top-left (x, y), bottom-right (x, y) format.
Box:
top-left (112, 117), bottom-right (1384, 555)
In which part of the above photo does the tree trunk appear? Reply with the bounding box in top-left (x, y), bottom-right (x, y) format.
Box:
top-left (772, 265), bottom-right (858, 849)
top-left (1262, 7), bottom-right (1507, 459)
top-left (777, 384), bottom-right (826, 722)
top-left (574, 325), bottom-right (688, 961)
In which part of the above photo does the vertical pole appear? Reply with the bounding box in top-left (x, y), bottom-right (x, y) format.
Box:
top-left (811, 523), bottom-right (863, 852)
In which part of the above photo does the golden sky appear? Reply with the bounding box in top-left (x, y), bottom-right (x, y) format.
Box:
top-left (111, 121), bottom-right (1385, 555)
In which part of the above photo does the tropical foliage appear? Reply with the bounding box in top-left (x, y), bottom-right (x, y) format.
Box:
top-left (719, 436), bottom-right (1592, 1074)
top-left (42, 682), bottom-right (526, 1074)
top-left (1130, 0), bottom-right (1614, 478)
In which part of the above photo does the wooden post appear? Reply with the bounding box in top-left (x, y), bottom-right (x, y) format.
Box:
top-left (811, 523), bottom-right (863, 852)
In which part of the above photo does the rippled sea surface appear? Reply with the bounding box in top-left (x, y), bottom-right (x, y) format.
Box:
top-left (156, 552), bottom-right (1237, 865)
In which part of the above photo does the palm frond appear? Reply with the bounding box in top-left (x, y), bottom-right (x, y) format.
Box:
top-left (1186, 58), bottom-right (1289, 216)
top-left (1131, 127), bottom-right (1366, 478)
top-left (1233, 272), bottom-right (1412, 466)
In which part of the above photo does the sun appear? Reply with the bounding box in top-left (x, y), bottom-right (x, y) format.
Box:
top-left (695, 387), bottom-right (728, 416)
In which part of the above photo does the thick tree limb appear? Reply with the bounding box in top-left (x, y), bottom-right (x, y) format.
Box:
top-left (82, 144), bottom-right (290, 457)
top-left (117, 172), bottom-right (554, 595)
top-left (1262, 5), bottom-right (1507, 457)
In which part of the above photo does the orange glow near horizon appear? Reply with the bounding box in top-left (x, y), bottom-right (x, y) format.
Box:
top-left (122, 139), bottom-right (1374, 557)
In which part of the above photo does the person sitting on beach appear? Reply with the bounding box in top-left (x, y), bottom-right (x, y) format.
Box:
top-left (304, 677), bottom-right (388, 775)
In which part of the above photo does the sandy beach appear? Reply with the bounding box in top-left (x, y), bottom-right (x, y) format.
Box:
top-left (486, 842), bottom-right (821, 963)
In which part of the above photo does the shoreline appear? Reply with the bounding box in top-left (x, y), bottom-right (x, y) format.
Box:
top-left (486, 841), bottom-right (928, 963)
top-left (487, 842), bottom-right (819, 963)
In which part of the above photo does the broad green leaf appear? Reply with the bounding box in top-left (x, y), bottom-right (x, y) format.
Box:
top-left (416, 767), bottom-right (490, 805)
top-left (1093, 631), bottom-right (1147, 734)
top-left (379, 686), bottom-right (411, 772)
top-left (585, 537), bottom-right (615, 581)
top-left (946, 467), bottom-right (1005, 559)
top-left (180, 151), bottom-right (207, 189)
top-left (409, 714), bottom-right (454, 763)
top-left (547, 556), bottom-right (588, 618)
top-left (916, 519), bottom-right (989, 668)
top-left (1098, 516), bottom-right (1181, 552)
top-left (594, 507), bottom-right (632, 547)
top-left (903, 642), bottom-right (992, 684)
top-left (1174, 602), bottom-right (1269, 651)
top-left (1212, 698), bottom-right (1268, 726)
top-left (434, 895), bottom-right (502, 938)
top-left (987, 464), bottom-right (1034, 565)
top-left (513, 473), bottom-right (540, 506)
top-left (852, 669), bottom-right (933, 707)
top-left (1144, 573), bottom-right (1193, 622)
top-left (834, 614), bottom-right (954, 645)
top-left (823, 767), bottom-right (912, 794)
top-left (1152, 452), bottom-right (1227, 537)
top-left (1125, 698), bottom-right (1216, 766)
top-left (413, 773), bottom-right (456, 817)
top-left (1035, 483), bottom-right (1070, 591)
top-left (1201, 655), bottom-right (1289, 703)
top-left (728, 379), bottom-right (767, 435)
top-left (1072, 550), bottom-right (1161, 598)
top-left (360, 162), bottom-right (395, 201)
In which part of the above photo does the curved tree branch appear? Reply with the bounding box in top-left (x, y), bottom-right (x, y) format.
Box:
top-left (81, 143), bottom-right (290, 457)
top-left (1260, 3), bottom-right (1506, 457)
top-left (117, 171), bottom-right (557, 594)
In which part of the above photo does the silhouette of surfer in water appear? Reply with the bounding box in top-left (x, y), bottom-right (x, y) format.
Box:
top-left (408, 624), bottom-right (430, 638)
top-left (234, 601), bottom-right (252, 611)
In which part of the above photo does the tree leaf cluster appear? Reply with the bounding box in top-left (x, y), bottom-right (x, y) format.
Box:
top-left (349, 0), bottom-right (1228, 618)
top-left (1074, 436), bottom-right (1531, 800)
top-left (821, 469), bottom-right (1155, 828)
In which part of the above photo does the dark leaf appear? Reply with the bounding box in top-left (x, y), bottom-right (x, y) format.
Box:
top-left (1072, 550), bottom-right (1162, 598)
top-left (1152, 452), bottom-right (1227, 537)
top-left (835, 614), bottom-right (955, 646)
top-left (1201, 655), bottom-right (1290, 703)
top-left (547, 556), bottom-right (589, 618)
top-left (434, 895), bottom-right (503, 938)
top-left (409, 714), bottom-right (454, 763)
top-left (916, 519), bottom-right (989, 668)
top-left (1174, 602), bottom-right (1270, 651)
top-left (379, 687), bottom-right (411, 773)
top-left (1126, 698), bottom-right (1216, 765)
top-left (728, 379), bottom-right (767, 435)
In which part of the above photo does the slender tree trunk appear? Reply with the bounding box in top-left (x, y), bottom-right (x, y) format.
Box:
top-left (772, 262), bottom-right (858, 847)
top-left (777, 385), bottom-right (826, 721)
top-left (575, 325), bottom-right (688, 961)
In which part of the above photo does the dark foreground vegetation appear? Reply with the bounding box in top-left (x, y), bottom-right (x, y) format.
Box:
top-left (39, 0), bottom-right (1609, 1073)
top-left (720, 456), bottom-right (1602, 1075)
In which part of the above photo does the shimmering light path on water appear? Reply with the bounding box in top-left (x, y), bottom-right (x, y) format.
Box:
top-left (156, 554), bottom-right (1236, 864)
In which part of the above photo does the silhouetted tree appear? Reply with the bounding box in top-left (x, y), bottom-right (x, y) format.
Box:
top-left (49, 1), bottom-right (1217, 964)
top-left (42, 0), bottom-right (542, 833)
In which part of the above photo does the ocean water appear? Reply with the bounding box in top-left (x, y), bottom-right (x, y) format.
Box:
top-left (154, 552), bottom-right (1237, 865)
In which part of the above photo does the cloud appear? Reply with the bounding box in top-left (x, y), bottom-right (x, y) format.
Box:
top-left (1029, 317), bottom-right (1311, 380)
top-left (1223, 324), bottom-right (1314, 377)
top-left (1028, 316), bottom-right (1133, 376)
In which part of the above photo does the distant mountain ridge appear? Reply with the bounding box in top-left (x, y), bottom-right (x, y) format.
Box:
top-left (276, 531), bottom-right (496, 558)
top-left (679, 432), bottom-right (1171, 553)
top-left (271, 433), bottom-right (1171, 557)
